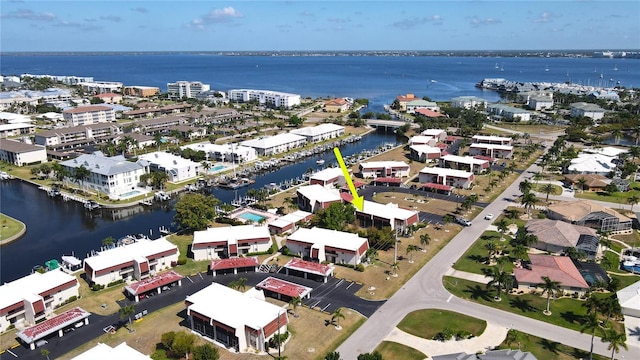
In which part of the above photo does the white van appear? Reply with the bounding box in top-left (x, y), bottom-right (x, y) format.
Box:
top-left (456, 217), bottom-right (472, 227)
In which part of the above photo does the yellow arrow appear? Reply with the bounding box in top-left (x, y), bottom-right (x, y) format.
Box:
top-left (333, 147), bottom-right (364, 211)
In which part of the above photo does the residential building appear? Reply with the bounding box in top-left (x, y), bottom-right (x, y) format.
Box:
top-left (356, 200), bottom-right (419, 232)
top-left (228, 89), bottom-right (301, 108)
top-left (514, 254), bottom-right (589, 295)
top-left (0, 140), bottom-right (47, 166)
top-left (94, 92), bottom-right (123, 104)
top-left (469, 143), bottom-right (514, 159)
top-left (192, 225), bottom-right (272, 260)
top-left (570, 102), bottom-right (606, 120)
top-left (420, 129), bottom-right (447, 141)
top-left (0, 269), bottom-right (79, 332)
top-left (395, 93), bottom-right (417, 111)
top-left (34, 123), bottom-right (122, 147)
top-left (290, 123), bottom-right (345, 143)
top-left (406, 99), bottom-right (439, 114)
top-left (487, 104), bottom-right (532, 122)
top-left (59, 153), bottom-right (147, 199)
top-left (123, 271), bottom-right (183, 302)
top-left (547, 200), bottom-right (632, 234)
top-left (63, 105), bottom-right (116, 126)
top-left (83, 238), bottom-right (179, 286)
top-left (20, 74), bottom-right (93, 85)
top-left (359, 161), bottom-right (410, 178)
top-left (241, 133), bottom-right (307, 156)
top-left (130, 116), bottom-right (186, 132)
top-left (617, 280), bottom-right (640, 318)
top-left (564, 174), bottom-right (610, 191)
top-left (0, 123), bottom-right (36, 138)
top-left (309, 167), bottom-right (347, 188)
top-left (167, 81), bottom-right (210, 99)
top-left (185, 282), bottom-right (288, 353)
top-left (182, 142), bottom-right (258, 163)
top-left (77, 81), bottom-right (123, 94)
top-left (472, 135), bottom-right (513, 146)
top-left (70, 342), bottom-right (151, 360)
top-left (450, 96), bottom-right (487, 109)
top-left (567, 153), bottom-right (618, 175)
top-left (256, 277), bottom-right (313, 302)
top-left (123, 105), bottom-right (192, 119)
top-left (409, 145), bottom-right (441, 163)
top-left (16, 307), bottom-right (90, 351)
top-left (528, 95), bottom-right (554, 110)
top-left (441, 154), bottom-right (489, 173)
top-left (123, 86), bottom-right (160, 98)
top-left (526, 219), bottom-right (600, 259)
top-left (408, 135), bottom-right (437, 147)
top-left (268, 210), bottom-right (313, 234)
top-left (324, 98), bottom-right (350, 112)
top-left (415, 108), bottom-right (446, 118)
top-left (296, 184), bottom-right (342, 213)
top-left (588, 91), bottom-right (620, 102)
top-left (418, 167), bottom-right (474, 189)
top-left (137, 151), bottom-right (201, 183)
top-left (286, 227), bottom-right (369, 265)
top-left (282, 258), bottom-right (335, 283)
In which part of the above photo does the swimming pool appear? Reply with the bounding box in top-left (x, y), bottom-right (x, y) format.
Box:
top-left (238, 212), bottom-right (266, 222)
top-left (208, 165), bottom-right (227, 173)
top-left (120, 190), bottom-right (142, 198)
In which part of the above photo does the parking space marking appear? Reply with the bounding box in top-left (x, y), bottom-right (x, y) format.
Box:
top-left (345, 281), bottom-right (354, 289)
top-left (6, 349), bottom-right (17, 357)
top-left (321, 303), bottom-right (331, 312)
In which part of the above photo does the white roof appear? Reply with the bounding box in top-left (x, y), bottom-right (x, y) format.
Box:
top-left (287, 227), bottom-right (367, 252)
top-left (617, 280), bottom-right (640, 312)
top-left (84, 238), bottom-right (178, 273)
top-left (568, 153), bottom-right (616, 173)
top-left (70, 342), bottom-right (151, 360)
top-left (359, 200), bottom-right (417, 221)
top-left (408, 135), bottom-right (435, 144)
top-left (310, 167), bottom-right (344, 182)
top-left (241, 133), bottom-right (306, 150)
top-left (138, 151), bottom-right (200, 169)
top-left (186, 282), bottom-right (284, 331)
top-left (582, 146), bottom-right (627, 158)
top-left (0, 269), bottom-right (77, 310)
top-left (268, 210), bottom-right (312, 229)
top-left (193, 225), bottom-right (270, 246)
top-left (297, 184), bottom-right (341, 202)
top-left (442, 154), bottom-right (489, 166)
top-left (469, 143), bottom-right (513, 151)
top-left (360, 161), bottom-right (409, 169)
top-left (410, 145), bottom-right (441, 154)
top-left (472, 135), bottom-right (512, 142)
top-left (290, 123), bottom-right (344, 136)
top-left (420, 166), bottom-right (473, 178)
top-left (0, 123), bottom-right (35, 131)
top-left (421, 129), bottom-right (446, 137)
top-left (61, 153), bottom-right (143, 176)
top-left (0, 111), bottom-right (32, 123)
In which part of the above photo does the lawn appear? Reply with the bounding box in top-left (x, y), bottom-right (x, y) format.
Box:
top-left (375, 341), bottom-right (426, 360)
top-left (397, 309), bottom-right (486, 340)
top-left (574, 183), bottom-right (640, 205)
top-left (0, 213), bottom-right (24, 242)
top-left (442, 276), bottom-right (625, 335)
top-left (452, 231), bottom-right (519, 275)
top-left (532, 183), bottom-right (563, 196)
top-left (496, 329), bottom-right (608, 360)
top-left (493, 123), bottom-right (567, 134)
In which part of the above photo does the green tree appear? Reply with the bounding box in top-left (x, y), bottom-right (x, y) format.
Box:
top-left (73, 165), bottom-right (91, 191)
top-left (496, 219), bottom-right (509, 241)
top-left (357, 352), bottom-right (383, 360)
top-left (419, 233), bottom-right (430, 250)
top-left (289, 296), bottom-right (302, 318)
top-left (627, 195), bottom-right (640, 211)
top-left (173, 193), bottom-right (220, 231)
top-left (519, 179), bottom-right (532, 194)
top-left (487, 266), bottom-right (511, 301)
top-left (390, 261), bottom-right (399, 277)
top-left (192, 343), bottom-right (220, 360)
top-left (577, 177), bottom-right (588, 192)
top-left (102, 236), bottom-right (115, 248)
top-left (150, 171), bottom-right (169, 190)
top-left (406, 244), bottom-right (419, 263)
top-left (229, 277), bottom-right (248, 291)
top-left (314, 202), bottom-right (355, 231)
top-left (538, 276), bottom-right (561, 315)
top-left (40, 349), bottom-right (51, 360)
top-left (119, 304), bottom-right (136, 332)
top-left (580, 313), bottom-right (603, 360)
top-left (521, 192), bottom-right (537, 218)
top-left (324, 351), bottom-right (341, 360)
top-left (541, 183), bottom-right (555, 203)
top-left (331, 308), bottom-right (346, 329)
top-left (171, 332), bottom-right (197, 359)
top-left (485, 241), bottom-right (497, 264)
top-left (601, 328), bottom-right (627, 360)
top-left (161, 331), bottom-right (177, 349)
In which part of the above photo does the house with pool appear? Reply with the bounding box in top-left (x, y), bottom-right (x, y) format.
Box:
top-left (137, 151), bottom-right (201, 183)
top-left (192, 225), bottom-right (272, 260)
top-left (286, 227), bottom-right (369, 265)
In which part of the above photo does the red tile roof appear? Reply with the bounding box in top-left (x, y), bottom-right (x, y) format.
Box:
top-left (256, 276), bottom-right (312, 298)
top-left (210, 256), bottom-right (259, 271)
top-left (284, 258), bottom-right (334, 276)
top-left (422, 183), bottom-right (453, 191)
top-left (17, 307), bottom-right (90, 343)
top-left (373, 177), bottom-right (402, 184)
top-left (340, 192), bottom-right (354, 202)
top-left (437, 143), bottom-right (448, 149)
top-left (325, 98), bottom-right (348, 106)
top-left (415, 108), bottom-right (445, 117)
top-left (124, 270), bottom-right (183, 296)
top-left (514, 254), bottom-right (589, 289)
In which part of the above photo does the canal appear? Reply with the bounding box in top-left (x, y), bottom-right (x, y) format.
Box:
top-left (0, 130), bottom-right (399, 282)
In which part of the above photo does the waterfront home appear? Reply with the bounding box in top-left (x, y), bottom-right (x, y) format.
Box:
top-left (69, 342), bottom-right (152, 359)
top-left (182, 142), bottom-right (258, 163)
top-left (309, 167), bottom-right (347, 188)
top-left (0, 269), bottom-right (79, 332)
top-left (60, 152), bottom-right (147, 199)
top-left (356, 200), bottom-right (419, 233)
top-left (241, 133), bottom-right (307, 156)
top-left (471, 135), bottom-right (513, 146)
top-left (547, 200), bottom-right (632, 234)
top-left (83, 237), bottom-right (179, 286)
top-left (228, 89), bottom-right (301, 108)
top-left (191, 225), bottom-right (272, 260)
top-left (290, 123), bottom-right (345, 143)
top-left (408, 135), bottom-right (437, 147)
top-left (440, 154), bottom-right (489, 173)
top-left (486, 104), bottom-right (532, 122)
top-left (63, 105), bottom-right (116, 126)
top-left (296, 184), bottom-right (342, 213)
top-left (405, 99), bottom-right (439, 114)
top-left (167, 81), bottom-right (210, 99)
top-left (0, 139), bottom-right (47, 166)
top-left (450, 96), bottom-right (487, 109)
top-left (570, 102), bottom-right (606, 120)
top-left (514, 254), bottom-right (589, 295)
top-left (469, 143), bottom-right (514, 159)
top-left (286, 227), bottom-right (369, 265)
top-left (394, 93), bottom-right (418, 111)
top-left (526, 219), bottom-right (600, 260)
top-left (420, 129), bottom-right (448, 141)
top-left (324, 98), bottom-right (350, 112)
top-left (409, 145), bottom-right (441, 163)
top-left (359, 161), bottom-right (410, 178)
top-left (34, 123), bottom-right (122, 147)
top-left (185, 282), bottom-right (288, 353)
top-left (567, 153), bottom-right (617, 175)
top-left (268, 210), bottom-right (313, 234)
top-left (137, 151), bottom-right (201, 183)
top-left (418, 167), bottom-right (474, 189)
top-left (415, 108), bottom-right (446, 119)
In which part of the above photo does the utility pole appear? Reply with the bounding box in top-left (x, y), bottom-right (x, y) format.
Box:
top-left (393, 225), bottom-right (399, 276)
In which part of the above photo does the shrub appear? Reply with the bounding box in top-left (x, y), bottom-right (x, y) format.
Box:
top-left (107, 279), bottom-right (125, 288)
top-left (355, 264), bottom-right (365, 272)
top-left (91, 284), bottom-right (105, 291)
top-left (177, 257), bottom-right (188, 265)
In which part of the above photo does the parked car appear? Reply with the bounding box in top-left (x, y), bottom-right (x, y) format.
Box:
top-left (484, 213), bottom-right (494, 220)
top-left (456, 217), bottom-right (472, 227)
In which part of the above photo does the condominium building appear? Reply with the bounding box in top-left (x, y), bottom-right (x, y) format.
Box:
top-left (359, 161), bottom-right (410, 178)
top-left (228, 89), bottom-right (301, 108)
top-left (34, 123), bottom-right (122, 147)
top-left (123, 86), bottom-right (160, 97)
top-left (418, 167), bottom-right (474, 189)
top-left (0, 139), bottom-right (47, 166)
top-left (450, 96), bottom-right (487, 109)
top-left (167, 81), bottom-right (210, 99)
top-left (290, 123), bottom-right (345, 143)
top-left (137, 151), bottom-right (201, 183)
top-left (241, 133), bottom-right (307, 156)
top-left (62, 105), bottom-right (116, 126)
top-left (77, 81), bottom-right (123, 94)
top-left (192, 225), bottom-right (272, 260)
top-left (286, 227), bottom-right (369, 265)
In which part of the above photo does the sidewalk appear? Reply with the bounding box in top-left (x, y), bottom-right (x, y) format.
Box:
top-left (384, 322), bottom-right (509, 358)
top-left (444, 268), bottom-right (491, 284)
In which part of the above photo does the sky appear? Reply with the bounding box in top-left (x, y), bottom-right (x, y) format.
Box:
top-left (1, 0), bottom-right (639, 52)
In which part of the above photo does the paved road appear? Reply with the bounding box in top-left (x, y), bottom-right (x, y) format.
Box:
top-left (337, 161), bottom-right (638, 359)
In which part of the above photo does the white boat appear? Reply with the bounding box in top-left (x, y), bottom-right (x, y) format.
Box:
top-left (154, 191), bottom-right (170, 201)
top-left (84, 200), bottom-right (101, 211)
top-left (316, 159), bottom-right (325, 165)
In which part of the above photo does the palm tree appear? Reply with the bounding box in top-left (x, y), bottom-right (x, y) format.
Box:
top-left (580, 313), bottom-right (603, 360)
top-left (486, 266), bottom-right (511, 301)
top-left (611, 129), bottom-right (622, 144)
top-left (629, 145), bottom-right (640, 161)
top-left (485, 241), bottom-right (497, 264)
top-left (521, 192), bottom-right (537, 218)
top-left (541, 183), bottom-right (555, 203)
top-left (627, 195), bottom-right (640, 211)
top-left (40, 349), bottom-right (51, 360)
top-left (73, 165), bottom-right (91, 192)
top-left (577, 177), bottom-right (588, 192)
top-left (119, 304), bottom-right (136, 332)
top-left (406, 244), bottom-right (418, 263)
top-left (601, 328), bottom-right (628, 360)
top-left (496, 219), bottom-right (509, 241)
top-left (390, 261), bottom-right (399, 277)
top-left (331, 308), bottom-right (345, 329)
top-left (419, 233), bottom-right (430, 251)
top-left (512, 244), bottom-right (528, 265)
top-left (365, 248), bottom-right (378, 262)
top-left (289, 296), bottom-right (302, 318)
top-left (519, 179), bottom-right (533, 194)
top-left (229, 277), bottom-right (248, 291)
top-left (538, 276), bottom-right (560, 315)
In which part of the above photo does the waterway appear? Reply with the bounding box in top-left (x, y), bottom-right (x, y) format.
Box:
top-left (0, 130), bottom-right (399, 282)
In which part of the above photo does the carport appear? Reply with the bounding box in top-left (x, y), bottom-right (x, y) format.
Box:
top-left (373, 177), bottom-right (402, 187)
top-left (124, 270), bottom-right (183, 302)
top-left (256, 276), bottom-right (312, 301)
top-left (17, 307), bottom-right (90, 350)
top-left (422, 182), bottom-right (453, 195)
top-left (283, 258), bottom-right (334, 283)
top-left (210, 256), bottom-right (259, 276)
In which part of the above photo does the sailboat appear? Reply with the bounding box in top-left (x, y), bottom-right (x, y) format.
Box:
top-left (500, 63), bottom-right (504, 71)
top-left (494, 62), bottom-right (500, 69)
top-left (545, 65), bottom-right (549, 72)
top-left (613, 64), bottom-right (618, 71)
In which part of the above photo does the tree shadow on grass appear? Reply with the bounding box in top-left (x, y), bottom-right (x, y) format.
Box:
top-left (480, 267), bottom-right (494, 277)
top-left (570, 348), bottom-right (591, 359)
top-left (469, 254), bottom-right (487, 264)
top-left (538, 338), bottom-right (561, 354)
top-left (560, 311), bottom-right (583, 326)
top-left (463, 285), bottom-right (493, 301)
top-left (509, 297), bottom-right (536, 313)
